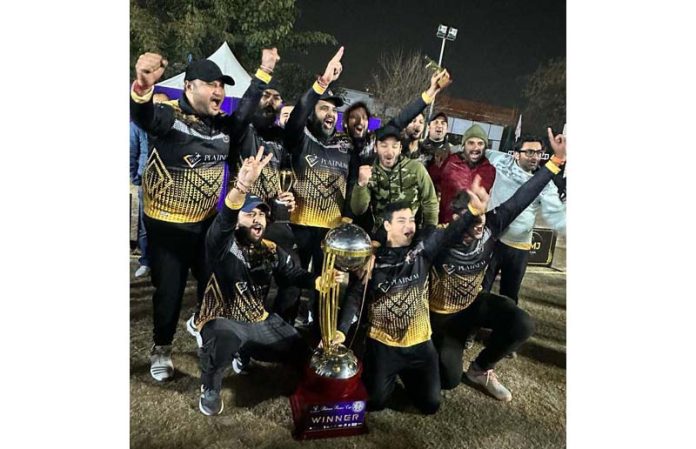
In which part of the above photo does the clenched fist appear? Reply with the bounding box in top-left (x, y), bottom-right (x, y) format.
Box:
top-left (135, 52), bottom-right (168, 91)
top-left (357, 165), bottom-right (373, 187)
top-left (261, 47), bottom-right (280, 74)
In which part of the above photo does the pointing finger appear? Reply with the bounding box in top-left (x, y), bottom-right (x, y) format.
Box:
top-left (331, 46), bottom-right (344, 63)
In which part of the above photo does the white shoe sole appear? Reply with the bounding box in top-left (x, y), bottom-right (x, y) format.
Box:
top-left (199, 397), bottom-right (224, 416)
top-left (186, 317), bottom-right (203, 348)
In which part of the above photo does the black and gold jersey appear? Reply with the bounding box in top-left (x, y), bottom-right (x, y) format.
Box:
top-left (236, 123), bottom-right (287, 204)
top-left (289, 130), bottom-right (353, 228)
top-left (143, 101), bottom-right (230, 223)
top-left (429, 228), bottom-right (495, 314)
top-left (429, 160), bottom-right (564, 314)
top-left (283, 83), bottom-right (356, 229)
top-left (338, 214), bottom-right (473, 348)
top-left (130, 75), bottom-right (269, 225)
top-left (194, 198), bottom-right (316, 329)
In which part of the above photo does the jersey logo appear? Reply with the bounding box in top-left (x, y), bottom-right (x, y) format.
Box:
top-left (235, 281), bottom-right (249, 295)
top-left (183, 153), bottom-right (202, 168)
top-left (305, 154), bottom-right (319, 168)
top-left (442, 264), bottom-right (457, 275)
top-left (377, 281), bottom-right (391, 293)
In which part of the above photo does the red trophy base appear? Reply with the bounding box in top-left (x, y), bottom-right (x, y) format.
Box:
top-left (290, 362), bottom-right (369, 440)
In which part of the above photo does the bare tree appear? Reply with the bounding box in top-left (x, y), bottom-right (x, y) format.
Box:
top-left (521, 57), bottom-right (566, 135)
top-left (370, 48), bottom-right (432, 120)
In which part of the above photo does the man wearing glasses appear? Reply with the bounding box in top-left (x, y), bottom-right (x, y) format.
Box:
top-left (482, 134), bottom-right (566, 305)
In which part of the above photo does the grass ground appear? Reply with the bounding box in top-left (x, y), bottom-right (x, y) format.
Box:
top-left (130, 256), bottom-right (566, 449)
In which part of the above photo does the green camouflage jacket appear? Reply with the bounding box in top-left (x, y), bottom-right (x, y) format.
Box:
top-left (350, 156), bottom-right (439, 232)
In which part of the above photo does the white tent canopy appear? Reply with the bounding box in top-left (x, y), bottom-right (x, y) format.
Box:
top-left (156, 42), bottom-right (252, 98)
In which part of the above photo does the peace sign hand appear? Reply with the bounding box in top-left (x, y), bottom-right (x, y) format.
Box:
top-left (238, 146), bottom-right (274, 188)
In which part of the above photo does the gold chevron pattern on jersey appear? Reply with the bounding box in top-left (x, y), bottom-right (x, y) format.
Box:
top-left (250, 164), bottom-right (281, 203)
top-left (368, 281), bottom-right (432, 347)
top-left (227, 280), bottom-right (268, 323)
top-left (290, 164), bottom-right (345, 228)
top-left (195, 274), bottom-right (268, 328)
top-left (195, 274), bottom-right (225, 330)
top-left (429, 268), bottom-right (486, 314)
top-left (143, 148), bottom-right (224, 223)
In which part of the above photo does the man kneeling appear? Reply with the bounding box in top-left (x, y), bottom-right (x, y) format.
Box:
top-left (194, 148), bottom-right (341, 416)
top-left (336, 195), bottom-right (484, 414)
top-left (429, 127), bottom-right (566, 401)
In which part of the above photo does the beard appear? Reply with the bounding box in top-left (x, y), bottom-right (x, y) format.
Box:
top-left (406, 128), bottom-right (421, 140)
top-left (252, 107), bottom-right (277, 131)
top-left (234, 227), bottom-right (262, 246)
top-left (309, 114), bottom-right (333, 139)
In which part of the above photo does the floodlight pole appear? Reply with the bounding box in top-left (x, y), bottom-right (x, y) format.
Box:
top-left (427, 37), bottom-right (448, 123)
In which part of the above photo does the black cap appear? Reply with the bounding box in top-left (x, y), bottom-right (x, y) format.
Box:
top-left (318, 89), bottom-right (344, 107)
top-left (375, 125), bottom-right (402, 141)
top-left (430, 111), bottom-right (448, 123)
top-left (184, 59), bottom-right (235, 86)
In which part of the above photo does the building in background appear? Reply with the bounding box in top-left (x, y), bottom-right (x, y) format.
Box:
top-left (429, 95), bottom-right (518, 152)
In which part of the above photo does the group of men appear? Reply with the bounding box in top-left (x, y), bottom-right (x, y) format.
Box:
top-left (130, 44), bottom-right (566, 417)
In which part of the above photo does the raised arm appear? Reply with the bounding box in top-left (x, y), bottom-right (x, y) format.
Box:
top-left (420, 175), bottom-right (489, 261)
top-left (487, 127), bottom-right (567, 238)
top-left (389, 69), bottom-right (453, 130)
top-left (226, 48), bottom-right (280, 144)
top-left (350, 165), bottom-right (373, 216)
top-left (206, 146), bottom-right (274, 256)
top-left (283, 46), bottom-right (344, 152)
top-left (130, 52), bottom-right (175, 136)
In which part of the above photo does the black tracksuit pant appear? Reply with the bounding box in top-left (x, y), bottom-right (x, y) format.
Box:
top-left (263, 222), bottom-right (302, 324)
top-left (144, 215), bottom-right (212, 346)
top-left (362, 338), bottom-right (441, 415)
top-left (482, 240), bottom-right (531, 304)
top-left (198, 315), bottom-right (309, 390)
top-left (430, 291), bottom-right (535, 390)
top-left (291, 224), bottom-right (329, 331)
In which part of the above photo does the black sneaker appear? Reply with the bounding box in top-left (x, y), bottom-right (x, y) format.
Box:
top-left (199, 385), bottom-right (224, 416)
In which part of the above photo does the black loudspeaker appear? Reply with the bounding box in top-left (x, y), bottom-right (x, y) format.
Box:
top-left (527, 228), bottom-right (557, 267)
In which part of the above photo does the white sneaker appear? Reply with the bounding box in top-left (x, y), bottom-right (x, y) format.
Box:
top-left (465, 362), bottom-right (512, 402)
top-left (135, 265), bottom-right (150, 278)
top-left (150, 345), bottom-right (174, 382)
top-left (186, 314), bottom-right (203, 348)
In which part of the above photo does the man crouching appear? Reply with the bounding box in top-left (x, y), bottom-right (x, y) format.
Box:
top-left (194, 147), bottom-right (343, 416)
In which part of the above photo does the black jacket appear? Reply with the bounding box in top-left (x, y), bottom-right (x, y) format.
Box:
top-left (283, 84), bottom-right (356, 228)
top-left (338, 211), bottom-right (474, 347)
top-left (129, 76), bottom-right (267, 227)
top-left (194, 199), bottom-right (317, 329)
top-left (429, 160), bottom-right (563, 314)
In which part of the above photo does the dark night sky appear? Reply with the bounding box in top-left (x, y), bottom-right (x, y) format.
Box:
top-left (287, 0), bottom-right (565, 108)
